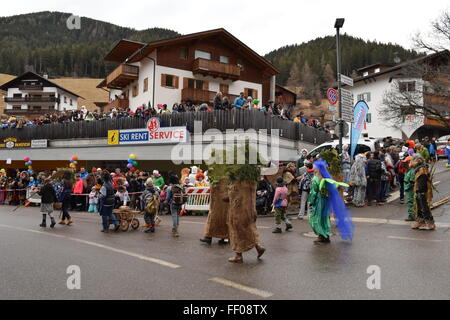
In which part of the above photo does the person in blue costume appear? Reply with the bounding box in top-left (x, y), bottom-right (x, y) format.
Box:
top-left (308, 159), bottom-right (354, 244)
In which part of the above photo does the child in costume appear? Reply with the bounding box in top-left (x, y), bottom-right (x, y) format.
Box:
top-left (403, 156), bottom-right (415, 221)
top-left (308, 159), bottom-right (354, 244)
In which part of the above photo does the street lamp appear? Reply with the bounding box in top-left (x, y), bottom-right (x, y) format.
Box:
top-left (335, 18), bottom-right (345, 155)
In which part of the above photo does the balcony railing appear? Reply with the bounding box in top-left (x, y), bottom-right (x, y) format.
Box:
top-left (4, 96), bottom-right (59, 103)
top-left (182, 88), bottom-right (238, 104)
top-left (192, 58), bottom-right (241, 81)
top-left (0, 109), bottom-right (331, 145)
top-left (18, 84), bottom-right (44, 91)
top-left (106, 64), bottom-right (139, 89)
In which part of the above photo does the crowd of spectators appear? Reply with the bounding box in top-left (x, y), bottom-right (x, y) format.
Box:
top-left (1, 91), bottom-right (329, 132)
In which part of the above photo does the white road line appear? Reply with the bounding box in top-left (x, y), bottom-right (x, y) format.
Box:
top-left (0, 223), bottom-right (181, 269)
top-left (387, 236), bottom-right (446, 243)
top-left (209, 277), bottom-right (273, 298)
top-left (348, 217), bottom-right (450, 228)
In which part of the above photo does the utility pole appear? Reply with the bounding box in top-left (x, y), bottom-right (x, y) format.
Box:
top-left (335, 18), bottom-right (345, 154)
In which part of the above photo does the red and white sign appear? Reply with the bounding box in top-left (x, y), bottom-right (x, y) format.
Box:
top-left (327, 88), bottom-right (338, 105)
top-left (186, 187), bottom-right (211, 194)
top-left (147, 117), bottom-right (160, 132)
top-left (148, 126), bottom-right (187, 144)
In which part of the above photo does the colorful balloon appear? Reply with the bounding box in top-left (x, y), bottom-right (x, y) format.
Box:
top-left (127, 159), bottom-right (133, 163)
top-left (127, 163), bottom-right (133, 169)
top-left (23, 157), bottom-right (30, 162)
top-left (129, 154), bottom-right (136, 160)
top-left (132, 161), bottom-right (138, 167)
top-left (72, 156), bottom-right (78, 161)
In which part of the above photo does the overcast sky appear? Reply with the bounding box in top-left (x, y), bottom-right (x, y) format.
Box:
top-left (2, 0), bottom-right (448, 55)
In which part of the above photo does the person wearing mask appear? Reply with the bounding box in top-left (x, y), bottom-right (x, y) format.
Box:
top-left (341, 144), bottom-right (351, 194)
top-left (98, 172), bottom-right (119, 233)
top-left (410, 155), bottom-right (435, 230)
top-left (416, 143), bottom-right (430, 163)
top-left (272, 177), bottom-right (293, 233)
top-left (403, 156), bottom-right (416, 221)
top-left (298, 162), bottom-right (314, 219)
top-left (349, 154), bottom-right (367, 207)
top-left (140, 179), bottom-right (160, 233)
top-left (165, 173), bottom-right (184, 237)
top-left (38, 178), bottom-right (57, 228)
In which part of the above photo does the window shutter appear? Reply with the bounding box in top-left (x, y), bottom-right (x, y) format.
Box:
top-left (183, 77), bottom-right (189, 89)
top-left (253, 89), bottom-right (258, 99)
top-left (244, 88), bottom-right (249, 98)
top-left (174, 76), bottom-right (179, 89)
top-left (203, 81), bottom-right (209, 90)
top-left (161, 74), bottom-right (166, 87)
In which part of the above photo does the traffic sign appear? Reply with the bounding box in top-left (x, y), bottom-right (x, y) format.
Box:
top-left (327, 88), bottom-right (338, 105)
top-left (341, 88), bottom-right (354, 122)
top-left (339, 73), bottom-right (354, 87)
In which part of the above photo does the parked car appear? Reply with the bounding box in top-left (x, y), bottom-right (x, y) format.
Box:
top-left (437, 145), bottom-right (447, 158)
top-left (308, 138), bottom-right (381, 159)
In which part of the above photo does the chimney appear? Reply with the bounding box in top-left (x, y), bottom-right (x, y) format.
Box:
top-left (43, 73), bottom-right (48, 79)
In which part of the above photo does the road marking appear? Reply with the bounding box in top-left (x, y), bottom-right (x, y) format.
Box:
top-left (348, 217), bottom-right (450, 228)
top-left (387, 236), bottom-right (445, 243)
top-left (209, 277), bottom-right (273, 298)
top-left (0, 223), bottom-right (181, 269)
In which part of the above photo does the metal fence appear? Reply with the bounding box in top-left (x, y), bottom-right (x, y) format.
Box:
top-left (0, 109), bottom-right (331, 144)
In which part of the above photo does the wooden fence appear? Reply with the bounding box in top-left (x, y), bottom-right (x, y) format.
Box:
top-left (0, 109), bottom-right (331, 145)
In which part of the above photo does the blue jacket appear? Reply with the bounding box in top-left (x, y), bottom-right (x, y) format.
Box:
top-left (234, 97), bottom-right (246, 108)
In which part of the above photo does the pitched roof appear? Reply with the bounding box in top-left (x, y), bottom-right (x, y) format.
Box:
top-left (352, 50), bottom-right (449, 85)
top-left (0, 72), bottom-right (83, 98)
top-left (111, 28), bottom-right (278, 75)
top-left (104, 39), bottom-right (146, 63)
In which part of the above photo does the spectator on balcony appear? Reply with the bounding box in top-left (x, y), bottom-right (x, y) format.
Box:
top-left (234, 92), bottom-right (246, 109)
top-left (214, 92), bottom-right (223, 110)
top-left (222, 96), bottom-right (232, 110)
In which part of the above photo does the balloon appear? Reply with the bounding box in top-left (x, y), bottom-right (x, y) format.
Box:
top-left (129, 154), bottom-right (136, 160)
top-left (24, 157), bottom-right (30, 162)
top-left (73, 161), bottom-right (78, 165)
top-left (127, 163), bottom-right (133, 169)
top-left (27, 169), bottom-right (33, 174)
top-left (28, 160), bottom-right (32, 165)
top-left (28, 166), bottom-right (32, 170)
top-left (127, 159), bottom-right (133, 163)
top-left (130, 167), bottom-right (136, 172)
top-left (72, 156), bottom-right (78, 161)
top-left (132, 161), bottom-right (137, 167)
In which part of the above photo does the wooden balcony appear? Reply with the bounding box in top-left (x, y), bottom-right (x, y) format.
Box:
top-left (4, 96), bottom-right (59, 103)
top-left (182, 88), bottom-right (238, 104)
top-left (106, 64), bottom-right (139, 89)
top-left (18, 84), bottom-right (44, 91)
top-left (192, 58), bottom-right (240, 81)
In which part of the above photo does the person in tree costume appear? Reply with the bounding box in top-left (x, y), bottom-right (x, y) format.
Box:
top-left (410, 155), bottom-right (435, 230)
top-left (308, 159), bottom-right (354, 244)
top-left (215, 144), bottom-right (266, 263)
top-left (200, 159), bottom-right (230, 245)
top-left (282, 162), bottom-right (297, 205)
top-left (403, 156), bottom-right (416, 222)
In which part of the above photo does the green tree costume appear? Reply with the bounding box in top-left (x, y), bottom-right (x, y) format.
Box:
top-left (404, 167), bottom-right (416, 220)
top-left (308, 175), bottom-right (331, 238)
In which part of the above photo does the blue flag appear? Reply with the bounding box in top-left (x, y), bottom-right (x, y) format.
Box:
top-left (351, 101), bottom-right (369, 159)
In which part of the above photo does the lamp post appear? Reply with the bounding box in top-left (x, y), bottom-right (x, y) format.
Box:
top-left (335, 18), bottom-right (345, 154)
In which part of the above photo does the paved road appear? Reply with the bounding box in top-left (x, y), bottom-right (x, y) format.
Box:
top-left (0, 162), bottom-right (449, 300)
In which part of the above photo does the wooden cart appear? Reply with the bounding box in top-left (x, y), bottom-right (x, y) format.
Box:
top-left (112, 206), bottom-right (140, 232)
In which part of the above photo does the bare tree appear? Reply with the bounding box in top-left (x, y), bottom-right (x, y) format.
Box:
top-left (413, 11), bottom-right (450, 52)
top-left (380, 11), bottom-right (450, 130)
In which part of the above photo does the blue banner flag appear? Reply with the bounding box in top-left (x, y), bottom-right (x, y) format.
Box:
top-left (351, 101), bottom-right (369, 159)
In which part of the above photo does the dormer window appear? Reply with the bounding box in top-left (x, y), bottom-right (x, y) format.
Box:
top-left (363, 71), bottom-right (369, 77)
top-left (374, 68), bottom-right (380, 73)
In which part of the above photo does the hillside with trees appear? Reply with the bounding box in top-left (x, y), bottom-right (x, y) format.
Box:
top-left (264, 35), bottom-right (421, 101)
top-left (0, 11), bottom-right (179, 78)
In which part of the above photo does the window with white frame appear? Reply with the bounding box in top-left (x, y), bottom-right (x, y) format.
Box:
top-left (399, 81), bottom-right (416, 93)
top-left (195, 50), bottom-right (211, 60)
top-left (357, 92), bottom-right (371, 102)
